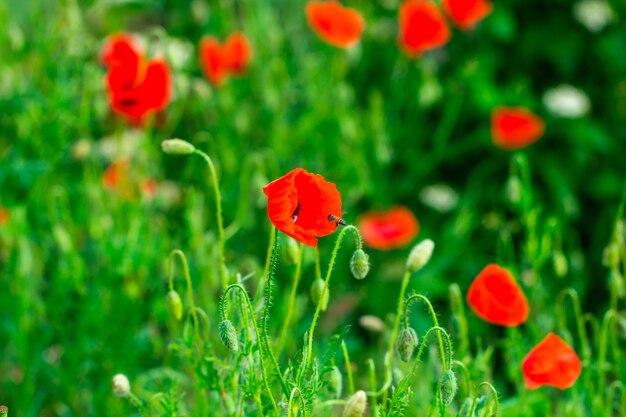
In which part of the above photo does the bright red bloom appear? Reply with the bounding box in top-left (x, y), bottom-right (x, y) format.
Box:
top-left (491, 107), bottom-right (545, 150)
top-left (522, 333), bottom-right (582, 390)
top-left (359, 206), bottom-right (419, 250)
top-left (442, 0), bottom-right (492, 30)
top-left (199, 32), bottom-right (252, 86)
top-left (305, 1), bottom-right (365, 48)
top-left (263, 168), bottom-right (343, 247)
top-left (101, 33), bottom-right (172, 124)
top-left (399, 0), bottom-right (451, 57)
top-left (0, 207), bottom-right (9, 226)
top-left (467, 264), bottom-right (529, 327)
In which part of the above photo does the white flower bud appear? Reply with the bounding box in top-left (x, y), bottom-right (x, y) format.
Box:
top-left (112, 373), bottom-right (130, 397)
top-left (406, 239), bottom-right (434, 273)
top-left (161, 139), bottom-right (195, 155)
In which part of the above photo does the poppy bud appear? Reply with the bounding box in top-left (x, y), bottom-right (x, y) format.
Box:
top-left (161, 139), bottom-right (195, 155)
top-left (166, 290), bottom-right (183, 320)
top-left (219, 320), bottom-right (239, 353)
top-left (0, 406), bottom-right (8, 417)
top-left (283, 237), bottom-right (300, 264)
top-left (603, 242), bottom-right (621, 269)
top-left (310, 278), bottom-right (329, 311)
top-left (359, 315), bottom-right (385, 333)
top-left (406, 239), bottom-right (435, 273)
top-left (112, 373), bottom-right (131, 397)
top-left (342, 390), bottom-right (367, 417)
top-left (609, 269), bottom-right (625, 299)
top-left (439, 370), bottom-right (457, 405)
top-left (350, 249), bottom-right (370, 280)
top-left (553, 251), bottom-right (568, 278)
top-left (506, 176), bottom-right (522, 206)
top-left (328, 366), bottom-right (343, 398)
top-left (396, 327), bottom-right (418, 362)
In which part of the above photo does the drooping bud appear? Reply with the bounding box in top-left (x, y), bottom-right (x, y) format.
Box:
top-left (350, 249), bottom-right (370, 280)
top-left (327, 366), bottom-right (343, 398)
top-left (310, 278), bottom-right (329, 311)
top-left (112, 373), bottom-right (131, 397)
top-left (219, 320), bottom-right (239, 353)
top-left (161, 139), bottom-right (195, 155)
top-left (439, 370), bottom-right (458, 405)
top-left (0, 406), bottom-right (8, 417)
top-left (406, 239), bottom-right (434, 273)
top-left (553, 251), bottom-right (568, 278)
top-left (166, 290), bottom-right (183, 320)
top-left (396, 327), bottom-right (418, 362)
top-left (342, 390), bottom-right (367, 417)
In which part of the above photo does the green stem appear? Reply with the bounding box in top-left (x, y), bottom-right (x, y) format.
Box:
top-left (468, 382), bottom-right (499, 417)
top-left (402, 294), bottom-right (448, 370)
top-left (277, 242), bottom-right (304, 354)
top-left (607, 381), bottom-right (626, 417)
top-left (342, 340), bottom-right (355, 394)
top-left (452, 360), bottom-right (473, 398)
top-left (193, 149), bottom-right (227, 291)
top-left (557, 289), bottom-right (591, 361)
top-left (221, 284), bottom-right (280, 415)
top-left (302, 225), bottom-right (362, 379)
top-left (598, 309), bottom-right (618, 392)
top-left (367, 359), bottom-right (378, 417)
top-left (255, 227), bottom-right (276, 305)
top-left (287, 387), bottom-right (307, 417)
top-left (127, 392), bottom-right (149, 417)
top-left (449, 284), bottom-right (470, 359)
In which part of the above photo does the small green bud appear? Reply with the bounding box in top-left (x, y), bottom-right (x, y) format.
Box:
top-left (219, 320), bottom-right (239, 353)
top-left (609, 269), bottom-right (625, 299)
top-left (328, 366), bottom-right (343, 398)
top-left (112, 373), bottom-right (131, 397)
top-left (342, 390), bottom-right (367, 417)
top-left (505, 176), bottom-right (522, 206)
top-left (310, 278), bottom-right (329, 311)
top-left (603, 242), bottom-right (621, 269)
top-left (166, 290), bottom-right (183, 320)
top-left (350, 249), bottom-right (370, 280)
top-left (406, 239), bottom-right (434, 273)
top-left (439, 370), bottom-right (458, 405)
top-left (396, 327), bottom-right (418, 362)
top-left (553, 251), bottom-right (568, 278)
top-left (161, 139), bottom-right (195, 155)
top-left (0, 405), bottom-right (8, 417)
top-left (283, 237), bottom-right (300, 264)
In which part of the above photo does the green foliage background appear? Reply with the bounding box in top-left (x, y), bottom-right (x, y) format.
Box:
top-left (0, 0), bottom-right (625, 416)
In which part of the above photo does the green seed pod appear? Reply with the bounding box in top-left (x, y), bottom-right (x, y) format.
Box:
top-left (406, 239), bottom-right (434, 273)
top-left (396, 327), bottom-right (418, 362)
top-left (166, 290), bottom-right (183, 320)
top-left (350, 249), bottom-right (370, 280)
top-left (342, 390), bottom-right (367, 417)
top-left (439, 370), bottom-right (458, 405)
top-left (327, 366), bottom-right (343, 398)
top-left (310, 278), bottom-right (329, 311)
top-left (161, 139), bottom-right (195, 155)
top-left (0, 405), bottom-right (8, 417)
top-left (219, 320), bottom-right (239, 353)
top-left (553, 251), bottom-right (568, 278)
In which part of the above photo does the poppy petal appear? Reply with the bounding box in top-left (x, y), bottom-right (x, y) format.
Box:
top-left (306, 1), bottom-right (365, 48)
top-left (224, 32), bottom-right (252, 74)
top-left (467, 264), bottom-right (529, 327)
top-left (101, 33), bottom-right (142, 91)
top-left (200, 36), bottom-right (230, 86)
top-left (442, 0), bottom-right (493, 30)
top-left (359, 206), bottom-right (420, 250)
top-left (399, 0), bottom-right (451, 57)
top-left (491, 107), bottom-right (545, 150)
top-left (521, 333), bottom-right (582, 390)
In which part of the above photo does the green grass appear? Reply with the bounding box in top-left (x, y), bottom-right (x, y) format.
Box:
top-left (1, 0), bottom-right (626, 416)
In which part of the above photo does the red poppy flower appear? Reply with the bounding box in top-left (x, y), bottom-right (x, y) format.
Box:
top-left (358, 206), bottom-right (419, 250)
top-left (306, 1), bottom-right (365, 48)
top-left (102, 160), bottom-right (130, 190)
top-left (141, 178), bottom-right (158, 199)
top-left (399, 0), bottom-right (451, 57)
top-left (491, 107), bottom-right (545, 150)
top-left (101, 33), bottom-right (172, 124)
top-left (0, 207), bottom-right (9, 226)
top-left (442, 0), bottom-right (492, 30)
top-left (467, 264), bottom-right (529, 327)
top-left (199, 32), bottom-right (252, 86)
top-left (522, 333), bottom-right (582, 390)
top-left (263, 168), bottom-right (343, 247)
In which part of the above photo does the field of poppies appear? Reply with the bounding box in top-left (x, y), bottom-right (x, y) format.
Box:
top-left (1, 0), bottom-right (626, 416)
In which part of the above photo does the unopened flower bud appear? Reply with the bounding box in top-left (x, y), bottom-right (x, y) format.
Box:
top-left (609, 269), bottom-right (625, 299)
top-left (439, 370), bottom-right (457, 405)
top-left (112, 373), bottom-right (131, 397)
top-left (166, 290), bottom-right (183, 320)
top-left (219, 320), bottom-right (239, 353)
top-left (407, 239), bottom-right (434, 273)
top-left (553, 251), bottom-right (568, 278)
top-left (359, 315), bottom-right (385, 333)
top-left (506, 176), bottom-right (522, 206)
top-left (0, 406), bottom-right (8, 417)
top-left (283, 237), bottom-right (300, 264)
top-left (396, 327), bottom-right (418, 362)
top-left (350, 249), bottom-right (370, 280)
top-left (342, 390), bottom-right (367, 417)
top-left (603, 242), bottom-right (621, 269)
top-left (161, 139), bottom-right (195, 155)
top-left (310, 278), bottom-right (329, 311)
top-left (328, 366), bottom-right (343, 398)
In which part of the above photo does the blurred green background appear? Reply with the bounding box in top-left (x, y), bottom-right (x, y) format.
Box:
top-left (1, 0), bottom-right (625, 415)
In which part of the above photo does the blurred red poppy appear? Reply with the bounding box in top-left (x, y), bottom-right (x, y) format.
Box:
top-left (263, 168), bottom-right (343, 247)
top-left (491, 107), bottom-right (545, 150)
top-left (467, 264), bottom-right (529, 326)
top-left (399, 0), bottom-right (451, 57)
top-left (101, 33), bottom-right (172, 124)
top-left (0, 207), bottom-right (9, 226)
top-left (305, 1), bottom-right (365, 48)
top-left (200, 32), bottom-right (252, 86)
top-left (141, 178), bottom-right (158, 199)
top-left (359, 206), bottom-right (419, 250)
top-left (102, 160), bottom-right (130, 190)
top-left (522, 333), bottom-right (582, 390)
top-left (442, 0), bottom-right (492, 30)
